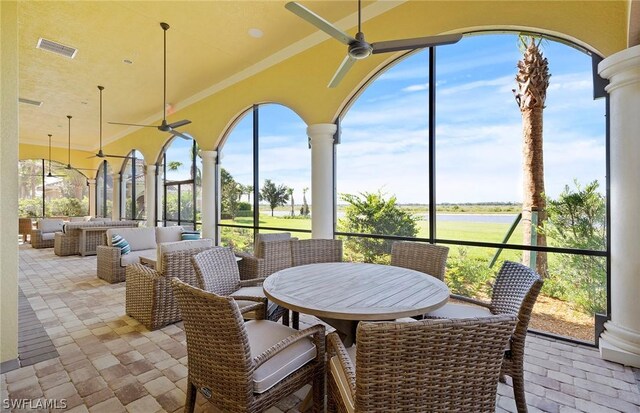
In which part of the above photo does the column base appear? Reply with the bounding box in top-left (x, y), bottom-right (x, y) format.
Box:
top-left (599, 321), bottom-right (640, 368)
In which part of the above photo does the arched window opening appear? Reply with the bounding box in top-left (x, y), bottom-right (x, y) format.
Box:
top-left (96, 161), bottom-right (113, 218)
top-left (217, 104), bottom-right (311, 252)
top-left (337, 33), bottom-right (607, 344)
top-left (120, 150), bottom-right (146, 221)
top-left (157, 137), bottom-right (201, 230)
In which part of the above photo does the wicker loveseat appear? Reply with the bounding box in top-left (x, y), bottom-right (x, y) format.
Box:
top-left (31, 219), bottom-right (65, 249)
top-left (54, 220), bottom-right (139, 256)
top-left (125, 239), bottom-right (213, 330)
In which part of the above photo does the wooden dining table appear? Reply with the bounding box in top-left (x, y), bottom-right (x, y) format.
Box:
top-left (263, 262), bottom-right (450, 346)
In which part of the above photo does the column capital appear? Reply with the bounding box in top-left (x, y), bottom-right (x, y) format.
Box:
top-left (87, 179), bottom-right (96, 185)
top-left (145, 164), bottom-right (156, 174)
top-left (200, 150), bottom-right (217, 162)
top-left (307, 123), bottom-right (337, 138)
top-left (599, 44), bottom-right (640, 92)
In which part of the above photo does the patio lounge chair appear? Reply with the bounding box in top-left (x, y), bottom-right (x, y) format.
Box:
top-left (172, 278), bottom-right (325, 413)
top-left (327, 315), bottom-right (516, 412)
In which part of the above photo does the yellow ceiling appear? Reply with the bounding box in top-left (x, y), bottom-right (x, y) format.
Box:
top-left (17, 0), bottom-right (381, 151)
top-left (17, 0), bottom-right (631, 161)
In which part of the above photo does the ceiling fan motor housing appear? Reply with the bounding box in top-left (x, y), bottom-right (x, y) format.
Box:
top-left (349, 32), bottom-right (373, 59)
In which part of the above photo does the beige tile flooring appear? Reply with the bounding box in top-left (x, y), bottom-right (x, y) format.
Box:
top-left (1, 244), bottom-right (639, 413)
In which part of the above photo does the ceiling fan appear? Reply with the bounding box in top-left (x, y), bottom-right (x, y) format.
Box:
top-left (108, 22), bottom-right (191, 140)
top-left (64, 115), bottom-right (96, 173)
top-left (88, 85), bottom-right (133, 160)
top-left (285, 0), bottom-right (463, 87)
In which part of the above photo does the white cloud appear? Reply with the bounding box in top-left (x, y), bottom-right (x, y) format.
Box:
top-left (402, 83), bottom-right (429, 92)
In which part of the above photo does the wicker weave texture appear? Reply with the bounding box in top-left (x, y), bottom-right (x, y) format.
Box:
top-left (237, 239), bottom-right (294, 280)
top-left (54, 232), bottom-right (79, 256)
top-left (30, 230), bottom-right (55, 249)
top-left (125, 247), bottom-right (210, 330)
top-left (327, 316), bottom-right (516, 413)
top-left (290, 239), bottom-right (343, 267)
top-left (390, 241), bottom-right (449, 281)
top-left (191, 247), bottom-right (287, 322)
top-left (55, 221), bottom-right (138, 256)
top-left (171, 279), bottom-right (325, 413)
top-left (96, 246), bottom-right (126, 283)
top-left (19, 218), bottom-right (33, 242)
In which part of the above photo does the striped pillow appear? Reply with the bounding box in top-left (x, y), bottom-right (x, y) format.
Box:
top-left (181, 231), bottom-right (200, 241)
top-left (111, 234), bottom-right (131, 255)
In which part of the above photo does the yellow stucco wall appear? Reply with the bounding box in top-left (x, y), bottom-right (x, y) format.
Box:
top-left (1, 1), bottom-right (19, 364)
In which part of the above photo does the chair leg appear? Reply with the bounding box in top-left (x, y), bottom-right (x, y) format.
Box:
top-left (293, 311), bottom-right (299, 330)
top-left (282, 310), bottom-right (290, 326)
top-left (512, 373), bottom-right (528, 413)
top-left (184, 380), bottom-right (197, 413)
top-left (312, 367), bottom-right (325, 413)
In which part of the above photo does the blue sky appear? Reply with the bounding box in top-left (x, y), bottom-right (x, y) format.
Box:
top-left (203, 33), bottom-right (606, 205)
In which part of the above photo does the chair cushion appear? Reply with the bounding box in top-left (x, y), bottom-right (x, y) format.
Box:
top-left (156, 239), bottom-right (213, 273)
top-left (156, 226), bottom-right (184, 243)
top-left (255, 232), bottom-right (291, 258)
top-left (41, 232), bottom-right (56, 241)
top-left (38, 219), bottom-right (64, 233)
top-left (107, 227), bottom-right (156, 251)
top-left (120, 249), bottom-right (155, 267)
top-left (90, 217), bottom-right (110, 222)
top-left (329, 345), bottom-right (357, 413)
top-left (112, 234), bottom-right (131, 255)
top-left (245, 320), bottom-right (316, 394)
top-left (230, 287), bottom-right (279, 320)
top-left (426, 302), bottom-right (492, 319)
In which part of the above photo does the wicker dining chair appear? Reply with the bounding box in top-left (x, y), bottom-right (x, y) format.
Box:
top-left (327, 315), bottom-right (517, 413)
top-left (390, 241), bottom-right (449, 281)
top-left (171, 278), bottom-right (326, 413)
top-left (191, 246), bottom-right (288, 323)
top-left (19, 218), bottom-right (33, 243)
top-left (289, 239), bottom-right (343, 329)
top-left (426, 260), bottom-right (544, 413)
top-left (236, 232), bottom-right (295, 280)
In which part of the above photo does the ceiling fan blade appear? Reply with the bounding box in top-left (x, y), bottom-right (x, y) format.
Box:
top-left (328, 55), bottom-right (357, 88)
top-left (371, 33), bottom-right (463, 54)
top-left (167, 119), bottom-right (191, 129)
top-left (108, 121), bottom-right (158, 128)
top-left (103, 154), bottom-right (133, 159)
top-left (285, 2), bottom-right (356, 46)
top-left (169, 129), bottom-right (191, 141)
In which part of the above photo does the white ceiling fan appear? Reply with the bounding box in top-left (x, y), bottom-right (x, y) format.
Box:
top-left (89, 86), bottom-right (133, 160)
top-left (285, 0), bottom-right (462, 87)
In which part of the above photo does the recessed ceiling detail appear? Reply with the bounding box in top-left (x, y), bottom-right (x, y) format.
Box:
top-left (36, 37), bottom-right (78, 59)
top-left (248, 28), bottom-right (264, 38)
top-left (18, 97), bottom-right (43, 107)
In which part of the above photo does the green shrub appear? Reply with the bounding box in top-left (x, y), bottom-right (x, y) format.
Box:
top-left (445, 247), bottom-right (494, 298)
top-left (19, 198), bottom-right (42, 218)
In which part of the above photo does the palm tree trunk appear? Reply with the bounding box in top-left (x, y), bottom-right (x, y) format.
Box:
top-left (521, 107), bottom-right (548, 277)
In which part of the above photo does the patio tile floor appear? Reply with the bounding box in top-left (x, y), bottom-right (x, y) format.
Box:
top-left (1, 244), bottom-right (638, 412)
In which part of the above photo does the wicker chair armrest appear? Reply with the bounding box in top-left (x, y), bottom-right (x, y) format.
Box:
top-left (450, 294), bottom-right (493, 310)
top-left (235, 298), bottom-right (267, 320)
top-left (127, 263), bottom-right (163, 280)
top-left (253, 324), bottom-right (325, 370)
top-left (327, 332), bottom-right (356, 398)
top-left (237, 254), bottom-right (267, 280)
top-left (238, 277), bottom-right (265, 287)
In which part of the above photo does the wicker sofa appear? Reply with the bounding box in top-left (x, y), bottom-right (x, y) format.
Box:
top-left (31, 219), bottom-right (65, 249)
top-left (54, 220), bottom-right (139, 256)
top-left (125, 239), bottom-right (213, 330)
top-left (96, 226), bottom-right (194, 283)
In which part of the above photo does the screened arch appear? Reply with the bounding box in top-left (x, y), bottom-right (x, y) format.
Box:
top-left (120, 150), bottom-right (146, 221)
top-left (216, 103), bottom-right (311, 252)
top-left (95, 161), bottom-right (113, 218)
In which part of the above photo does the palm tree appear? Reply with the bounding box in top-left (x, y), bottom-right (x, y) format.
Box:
top-left (167, 161), bottom-right (183, 171)
top-left (245, 185), bottom-right (253, 203)
top-left (287, 187), bottom-right (294, 216)
top-left (301, 187), bottom-right (310, 216)
top-left (513, 36), bottom-right (550, 277)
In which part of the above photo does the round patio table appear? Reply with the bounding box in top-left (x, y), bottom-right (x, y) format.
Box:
top-left (263, 262), bottom-right (450, 346)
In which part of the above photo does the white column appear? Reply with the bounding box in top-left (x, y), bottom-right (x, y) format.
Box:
top-left (307, 123), bottom-right (336, 239)
top-left (112, 173), bottom-right (121, 221)
top-left (598, 44), bottom-right (640, 368)
top-left (87, 179), bottom-right (96, 217)
top-left (200, 150), bottom-right (217, 241)
top-left (145, 165), bottom-right (156, 227)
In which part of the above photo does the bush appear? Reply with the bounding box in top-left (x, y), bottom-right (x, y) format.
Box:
top-left (541, 180), bottom-right (606, 314)
top-left (47, 197), bottom-right (88, 217)
top-left (445, 247), bottom-right (494, 298)
top-left (338, 191), bottom-right (418, 263)
top-left (19, 198), bottom-right (42, 218)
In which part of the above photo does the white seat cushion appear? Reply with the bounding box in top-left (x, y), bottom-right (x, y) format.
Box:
top-left (329, 345), bottom-right (357, 413)
top-left (245, 320), bottom-right (316, 394)
top-left (155, 226), bottom-right (184, 243)
top-left (107, 227), bottom-right (156, 251)
top-left (426, 302), bottom-right (492, 319)
top-left (120, 249), bottom-right (156, 267)
top-left (41, 232), bottom-right (57, 241)
top-left (231, 287), bottom-right (279, 319)
top-left (38, 219), bottom-right (64, 233)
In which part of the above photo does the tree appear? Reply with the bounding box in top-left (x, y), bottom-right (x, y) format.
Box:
top-left (300, 187), bottom-right (310, 216)
top-left (513, 36), bottom-right (551, 277)
top-left (541, 180), bottom-right (606, 314)
top-left (259, 179), bottom-right (289, 216)
top-left (167, 161), bottom-right (183, 171)
top-left (221, 168), bottom-right (242, 219)
top-left (245, 185), bottom-right (253, 203)
top-left (287, 187), bottom-right (295, 216)
top-left (338, 191), bottom-right (418, 263)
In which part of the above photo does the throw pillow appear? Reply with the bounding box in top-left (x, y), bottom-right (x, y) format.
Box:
top-left (181, 231), bottom-right (200, 241)
top-left (111, 234), bottom-right (131, 255)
